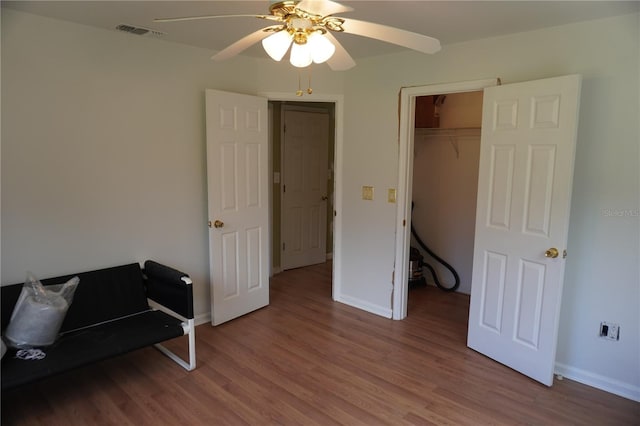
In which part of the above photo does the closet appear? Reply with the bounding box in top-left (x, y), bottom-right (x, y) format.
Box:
top-left (411, 91), bottom-right (483, 295)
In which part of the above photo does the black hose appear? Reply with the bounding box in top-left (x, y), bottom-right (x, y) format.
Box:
top-left (410, 204), bottom-right (460, 292)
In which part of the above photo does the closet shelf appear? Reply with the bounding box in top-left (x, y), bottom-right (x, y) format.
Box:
top-left (415, 127), bottom-right (481, 160)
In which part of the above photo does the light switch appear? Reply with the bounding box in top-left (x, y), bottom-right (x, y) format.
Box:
top-left (388, 188), bottom-right (397, 203)
top-left (362, 186), bottom-right (374, 200)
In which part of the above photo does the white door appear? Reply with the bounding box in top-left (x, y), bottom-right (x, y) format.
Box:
top-left (281, 109), bottom-right (329, 270)
top-left (467, 75), bottom-right (582, 386)
top-left (205, 89), bottom-right (269, 326)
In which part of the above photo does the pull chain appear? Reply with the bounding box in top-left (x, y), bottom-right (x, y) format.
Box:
top-left (295, 68), bottom-right (313, 96)
top-left (296, 71), bottom-right (303, 96)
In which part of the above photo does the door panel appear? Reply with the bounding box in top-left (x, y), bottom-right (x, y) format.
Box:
top-left (206, 89), bottom-right (269, 326)
top-left (488, 145), bottom-right (515, 229)
top-left (480, 251), bottom-right (507, 333)
top-left (523, 145), bottom-right (556, 236)
top-left (514, 259), bottom-right (545, 348)
top-left (467, 75), bottom-right (581, 386)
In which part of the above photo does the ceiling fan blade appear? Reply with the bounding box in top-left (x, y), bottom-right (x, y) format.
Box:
top-left (211, 27), bottom-right (277, 62)
top-left (340, 18), bottom-right (441, 55)
top-left (323, 31), bottom-right (356, 71)
top-left (154, 14), bottom-right (281, 23)
top-left (296, 0), bottom-right (354, 16)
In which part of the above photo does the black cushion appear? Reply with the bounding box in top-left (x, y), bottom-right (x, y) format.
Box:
top-left (1, 310), bottom-right (184, 391)
top-left (144, 260), bottom-right (193, 319)
top-left (1, 263), bottom-right (149, 333)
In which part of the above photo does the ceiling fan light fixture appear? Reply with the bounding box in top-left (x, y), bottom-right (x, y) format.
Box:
top-left (159, 0), bottom-right (442, 74)
top-left (290, 40), bottom-right (312, 68)
top-left (307, 31), bottom-right (335, 64)
top-left (262, 30), bottom-right (293, 61)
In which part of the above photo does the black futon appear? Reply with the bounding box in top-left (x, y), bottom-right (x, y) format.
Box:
top-left (1, 260), bottom-right (196, 391)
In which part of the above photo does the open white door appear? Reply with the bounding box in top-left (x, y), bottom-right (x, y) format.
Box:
top-left (281, 108), bottom-right (329, 270)
top-left (205, 89), bottom-right (269, 326)
top-left (467, 75), bottom-right (581, 385)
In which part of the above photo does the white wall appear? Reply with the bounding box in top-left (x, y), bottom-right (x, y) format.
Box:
top-left (340, 13), bottom-right (639, 400)
top-left (0, 9), bottom-right (343, 322)
top-left (2, 8), bottom-right (638, 401)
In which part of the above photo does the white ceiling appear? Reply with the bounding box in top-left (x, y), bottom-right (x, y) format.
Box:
top-left (3, 1), bottom-right (638, 61)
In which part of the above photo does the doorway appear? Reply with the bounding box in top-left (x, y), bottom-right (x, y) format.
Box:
top-left (265, 91), bottom-right (344, 303)
top-left (396, 76), bottom-right (582, 387)
top-left (393, 79), bottom-right (499, 320)
top-left (410, 91), bottom-right (483, 296)
top-left (270, 101), bottom-right (335, 274)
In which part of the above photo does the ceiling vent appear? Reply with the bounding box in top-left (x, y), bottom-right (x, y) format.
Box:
top-left (115, 24), bottom-right (166, 38)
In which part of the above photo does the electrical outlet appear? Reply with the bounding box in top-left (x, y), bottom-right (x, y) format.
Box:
top-left (599, 322), bottom-right (620, 341)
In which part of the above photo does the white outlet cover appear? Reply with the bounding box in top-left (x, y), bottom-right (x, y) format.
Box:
top-left (600, 321), bottom-right (620, 341)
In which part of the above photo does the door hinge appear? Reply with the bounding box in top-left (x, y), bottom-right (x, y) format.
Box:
top-left (283, 242), bottom-right (286, 251)
top-left (283, 184), bottom-right (286, 193)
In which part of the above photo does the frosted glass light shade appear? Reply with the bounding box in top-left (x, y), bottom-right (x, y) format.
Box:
top-left (262, 30), bottom-right (293, 61)
top-left (308, 32), bottom-right (335, 64)
top-left (290, 42), bottom-right (312, 68)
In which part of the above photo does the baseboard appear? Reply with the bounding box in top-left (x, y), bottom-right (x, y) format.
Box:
top-left (194, 312), bottom-right (211, 326)
top-left (335, 294), bottom-right (392, 319)
top-left (555, 362), bottom-right (640, 402)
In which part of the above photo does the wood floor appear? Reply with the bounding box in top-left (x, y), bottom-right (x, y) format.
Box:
top-left (2, 262), bottom-right (638, 425)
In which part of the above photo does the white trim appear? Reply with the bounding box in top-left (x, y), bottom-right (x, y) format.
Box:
top-left (60, 309), bottom-right (151, 335)
top-left (268, 103), bottom-right (274, 278)
top-left (147, 298), bottom-right (197, 371)
top-left (555, 362), bottom-right (640, 402)
top-left (336, 294), bottom-right (393, 319)
top-left (154, 317), bottom-right (196, 371)
top-left (195, 312), bottom-right (211, 326)
top-left (279, 102), bottom-right (286, 274)
top-left (148, 299), bottom-right (188, 322)
top-left (393, 78), bottom-right (499, 320)
top-left (260, 92), bottom-right (344, 304)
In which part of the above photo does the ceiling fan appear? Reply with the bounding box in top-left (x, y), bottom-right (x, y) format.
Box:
top-left (154, 0), bottom-right (441, 71)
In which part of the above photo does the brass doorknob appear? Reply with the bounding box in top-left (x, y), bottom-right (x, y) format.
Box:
top-left (545, 247), bottom-right (559, 258)
top-left (213, 220), bottom-right (224, 229)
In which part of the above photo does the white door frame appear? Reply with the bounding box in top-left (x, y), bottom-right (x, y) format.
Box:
top-left (261, 92), bottom-right (344, 302)
top-left (393, 79), bottom-right (499, 320)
